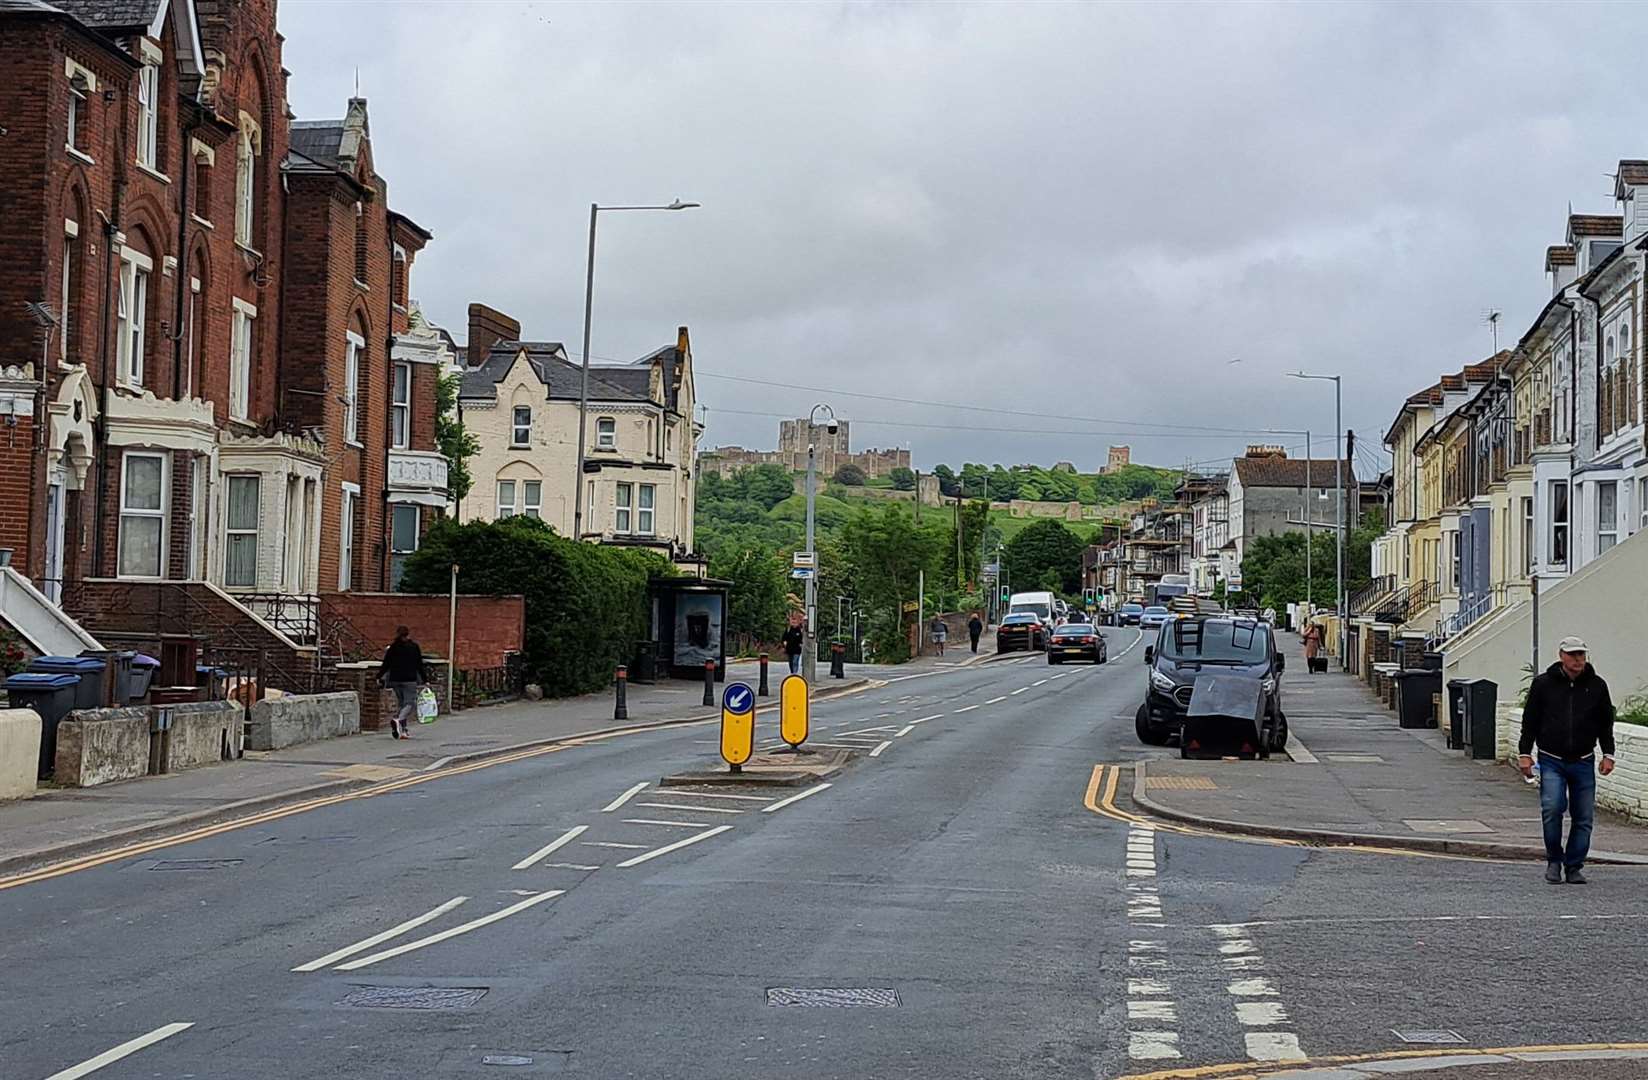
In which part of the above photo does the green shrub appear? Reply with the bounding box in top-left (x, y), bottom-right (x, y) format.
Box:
top-left (399, 516), bottom-right (674, 697)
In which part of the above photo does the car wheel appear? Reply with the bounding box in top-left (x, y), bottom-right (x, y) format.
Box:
top-left (1048, 654), bottom-right (1059, 665)
top-left (1135, 703), bottom-right (1167, 746)
top-left (1271, 711), bottom-right (1289, 751)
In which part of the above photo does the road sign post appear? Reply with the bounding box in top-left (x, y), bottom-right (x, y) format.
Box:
top-left (780, 674), bottom-right (809, 750)
top-left (720, 682), bottom-right (756, 773)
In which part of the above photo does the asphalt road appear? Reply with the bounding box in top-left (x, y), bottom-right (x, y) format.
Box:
top-left (4, 627), bottom-right (1647, 1080)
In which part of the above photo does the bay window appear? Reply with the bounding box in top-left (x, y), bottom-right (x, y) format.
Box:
top-left (1550, 480), bottom-right (1569, 569)
top-left (637, 483), bottom-right (655, 536)
top-left (522, 481), bottom-right (542, 519)
top-left (615, 482), bottom-right (632, 533)
top-left (496, 480), bottom-right (517, 519)
top-left (1599, 481), bottom-right (1618, 553)
top-left (224, 475), bottom-right (260, 588)
top-left (391, 362), bottom-right (411, 449)
top-left (118, 452), bottom-right (167, 578)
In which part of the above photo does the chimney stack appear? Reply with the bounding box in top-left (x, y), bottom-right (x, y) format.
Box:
top-left (466, 303), bottom-right (520, 370)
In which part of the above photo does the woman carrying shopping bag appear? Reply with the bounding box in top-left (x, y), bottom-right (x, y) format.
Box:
top-left (379, 625), bottom-right (426, 740)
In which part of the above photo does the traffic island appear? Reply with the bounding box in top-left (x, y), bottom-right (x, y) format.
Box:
top-left (661, 746), bottom-right (859, 788)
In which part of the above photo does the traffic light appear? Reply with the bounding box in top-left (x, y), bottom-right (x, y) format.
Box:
top-left (999, 584), bottom-right (1010, 604)
top-left (1083, 587), bottom-right (1096, 607)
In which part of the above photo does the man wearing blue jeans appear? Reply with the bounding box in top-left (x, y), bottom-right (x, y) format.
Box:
top-left (1518, 636), bottom-right (1616, 885)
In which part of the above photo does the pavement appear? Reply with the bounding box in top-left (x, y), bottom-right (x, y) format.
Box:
top-left (7, 621), bottom-right (1648, 1080)
top-left (0, 666), bottom-right (878, 874)
top-left (1132, 640), bottom-right (1648, 862)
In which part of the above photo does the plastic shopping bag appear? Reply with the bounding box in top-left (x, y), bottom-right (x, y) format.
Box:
top-left (417, 686), bottom-right (439, 723)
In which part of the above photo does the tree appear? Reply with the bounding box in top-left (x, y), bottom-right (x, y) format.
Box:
top-left (959, 463), bottom-right (990, 499)
top-left (1003, 518), bottom-right (1085, 596)
top-left (889, 466), bottom-right (916, 491)
top-left (834, 462), bottom-right (867, 486)
top-left (712, 546), bottom-right (789, 644)
top-left (435, 372), bottom-right (479, 504)
top-left (1237, 509), bottom-right (1383, 611)
top-left (839, 505), bottom-right (942, 661)
top-left (932, 463), bottom-right (960, 497)
top-left (736, 463), bottom-right (796, 510)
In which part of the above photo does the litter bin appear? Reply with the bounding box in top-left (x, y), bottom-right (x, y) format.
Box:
top-left (79, 649), bottom-right (135, 706)
top-left (1393, 668), bottom-right (1443, 729)
top-left (631, 641), bottom-right (658, 685)
top-left (27, 656), bottom-right (107, 711)
top-left (4, 671), bottom-right (82, 778)
top-left (1456, 677), bottom-right (1499, 760)
top-left (127, 654), bottom-right (161, 701)
top-left (1420, 650), bottom-right (1445, 672)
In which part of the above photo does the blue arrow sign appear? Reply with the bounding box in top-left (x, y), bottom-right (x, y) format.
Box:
top-left (723, 683), bottom-right (755, 715)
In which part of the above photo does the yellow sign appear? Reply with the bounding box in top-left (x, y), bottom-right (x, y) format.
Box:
top-left (720, 682), bottom-right (756, 767)
top-left (780, 675), bottom-right (809, 747)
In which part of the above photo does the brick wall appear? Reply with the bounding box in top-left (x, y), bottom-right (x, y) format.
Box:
top-left (325, 592), bottom-right (524, 670)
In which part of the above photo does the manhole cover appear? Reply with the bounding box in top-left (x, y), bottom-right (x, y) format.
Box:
top-left (766, 987), bottom-right (900, 1008)
top-left (149, 859), bottom-right (242, 871)
top-left (1393, 1029), bottom-right (1466, 1044)
top-left (338, 986), bottom-right (488, 1010)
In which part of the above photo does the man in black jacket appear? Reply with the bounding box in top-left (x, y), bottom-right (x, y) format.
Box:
top-left (1518, 637), bottom-right (1616, 885)
top-left (380, 626), bottom-right (426, 740)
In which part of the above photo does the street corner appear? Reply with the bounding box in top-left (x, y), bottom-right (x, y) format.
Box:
top-left (1111, 1044), bottom-right (1648, 1080)
top-left (660, 745), bottom-right (861, 788)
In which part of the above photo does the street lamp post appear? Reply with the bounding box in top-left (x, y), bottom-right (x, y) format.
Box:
top-left (572, 199), bottom-right (699, 540)
top-left (1288, 373), bottom-right (1344, 662)
top-left (802, 403), bottom-right (838, 683)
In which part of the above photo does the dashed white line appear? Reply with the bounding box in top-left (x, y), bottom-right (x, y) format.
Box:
top-left (601, 782), bottom-right (649, 812)
top-left (1032, 679), bottom-right (1048, 687)
top-left (581, 841), bottom-right (648, 849)
top-left (616, 824), bottom-right (733, 867)
top-left (511, 826), bottom-right (588, 870)
top-left (894, 724), bottom-right (916, 737)
top-left (543, 862), bottom-right (600, 871)
top-left (1010, 687), bottom-right (1030, 696)
top-left (910, 713), bottom-right (944, 724)
top-left (44, 1023), bottom-right (195, 1080)
top-left (953, 704), bottom-right (980, 713)
top-left (985, 696), bottom-right (1008, 704)
top-left (635, 801), bottom-right (744, 815)
top-left (760, 782), bottom-right (833, 812)
top-left (623, 818), bottom-right (711, 828)
top-left (336, 891), bottom-right (563, 970)
top-left (292, 896), bottom-right (468, 971)
top-left (1049, 673), bottom-right (1068, 680)
top-left (869, 740), bottom-right (892, 757)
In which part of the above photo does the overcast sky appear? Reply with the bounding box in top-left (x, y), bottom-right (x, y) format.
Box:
top-left (277, 0), bottom-right (1641, 477)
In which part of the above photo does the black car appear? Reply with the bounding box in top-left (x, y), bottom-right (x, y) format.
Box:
top-left (1135, 617), bottom-right (1288, 755)
top-left (1048, 623), bottom-right (1106, 664)
top-left (996, 612), bottom-right (1048, 653)
top-left (1117, 602), bottom-right (1145, 626)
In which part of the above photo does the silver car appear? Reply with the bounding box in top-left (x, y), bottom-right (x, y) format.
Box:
top-left (1139, 606), bottom-right (1172, 631)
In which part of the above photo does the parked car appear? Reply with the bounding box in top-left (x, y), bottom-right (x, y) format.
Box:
top-left (1048, 623), bottom-right (1106, 664)
top-left (1135, 616), bottom-right (1288, 755)
top-left (1139, 605), bottom-right (1172, 630)
top-left (996, 612), bottom-right (1048, 653)
top-left (1117, 602), bottom-right (1145, 626)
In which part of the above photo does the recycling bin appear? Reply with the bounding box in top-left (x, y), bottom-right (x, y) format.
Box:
top-left (195, 665), bottom-right (228, 701)
top-left (4, 671), bottom-right (83, 778)
top-left (1393, 668), bottom-right (1442, 729)
top-left (27, 656), bottom-right (107, 711)
top-left (79, 649), bottom-right (135, 706)
top-left (127, 654), bottom-right (161, 701)
top-left (1420, 650), bottom-right (1445, 672)
top-left (1456, 677), bottom-right (1499, 760)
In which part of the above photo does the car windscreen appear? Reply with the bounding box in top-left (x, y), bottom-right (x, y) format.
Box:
top-left (1161, 621), bottom-right (1271, 663)
top-left (1010, 603), bottom-right (1050, 619)
top-left (1144, 607), bottom-right (1169, 615)
top-left (1120, 603), bottom-right (1142, 612)
top-left (1002, 614), bottom-right (1039, 625)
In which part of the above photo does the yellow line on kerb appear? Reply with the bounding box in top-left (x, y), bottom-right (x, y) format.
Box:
top-left (1112, 1041), bottom-right (1648, 1080)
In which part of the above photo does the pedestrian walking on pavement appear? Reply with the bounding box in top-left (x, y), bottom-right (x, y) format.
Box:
top-left (781, 612), bottom-right (805, 676)
top-left (968, 611), bottom-right (984, 653)
top-left (1301, 618), bottom-right (1322, 663)
top-left (380, 625), bottom-right (426, 740)
top-left (1519, 636), bottom-right (1616, 885)
top-left (929, 614), bottom-right (948, 657)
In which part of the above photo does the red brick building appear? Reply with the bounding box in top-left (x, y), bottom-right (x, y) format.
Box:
top-left (0, 0), bottom-right (448, 675)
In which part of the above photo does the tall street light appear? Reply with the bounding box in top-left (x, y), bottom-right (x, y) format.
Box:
top-left (802, 403), bottom-right (838, 683)
top-left (572, 199), bottom-right (700, 539)
top-left (1288, 372), bottom-right (1344, 662)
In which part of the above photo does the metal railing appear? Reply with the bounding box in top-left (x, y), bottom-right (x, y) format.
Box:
top-left (1348, 575), bottom-right (1396, 617)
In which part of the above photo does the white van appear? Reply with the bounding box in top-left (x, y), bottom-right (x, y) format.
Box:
top-left (1008, 591), bottom-right (1057, 627)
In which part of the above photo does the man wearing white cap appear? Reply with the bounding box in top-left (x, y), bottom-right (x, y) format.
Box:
top-left (1518, 636), bottom-right (1616, 885)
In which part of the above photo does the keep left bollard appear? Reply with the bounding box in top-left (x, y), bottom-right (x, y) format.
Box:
top-left (758, 653), bottom-right (770, 696)
top-left (614, 665), bottom-right (628, 721)
top-left (703, 660), bottom-right (716, 706)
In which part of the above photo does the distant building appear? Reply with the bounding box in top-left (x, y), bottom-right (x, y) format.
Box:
top-left (1101, 446), bottom-right (1132, 474)
top-left (701, 418), bottom-right (910, 479)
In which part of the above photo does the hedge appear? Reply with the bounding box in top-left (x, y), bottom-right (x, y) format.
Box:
top-left (399, 516), bottom-right (674, 697)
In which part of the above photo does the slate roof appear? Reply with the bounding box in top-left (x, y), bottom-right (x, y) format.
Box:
top-left (289, 121), bottom-right (346, 170)
top-left (1232, 456), bottom-right (1355, 489)
top-left (46, 0), bottom-right (156, 26)
top-left (0, 1), bottom-right (73, 14)
top-left (459, 342), bottom-right (647, 404)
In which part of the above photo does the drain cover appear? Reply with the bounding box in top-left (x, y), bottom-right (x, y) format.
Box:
top-left (766, 987), bottom-right (900, 1008)
top-left (1392, 1029), bottom-right (1466, 1044)
top-left (338, 986), bottom-right (488, 1010)
top-left (149, 859), bottom-right (242, 871)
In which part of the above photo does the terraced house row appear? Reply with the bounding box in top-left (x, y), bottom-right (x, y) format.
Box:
top-left (1361, 168), bottom-right (1648, 701)
top-left (0, 0), bottom-right (451, 687)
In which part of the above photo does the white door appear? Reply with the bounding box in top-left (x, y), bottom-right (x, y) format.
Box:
top-left (43, 480), bottom-right (65, 603)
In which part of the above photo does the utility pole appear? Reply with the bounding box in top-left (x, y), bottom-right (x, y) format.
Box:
top-left (802, 403), bottom-right (836, 684)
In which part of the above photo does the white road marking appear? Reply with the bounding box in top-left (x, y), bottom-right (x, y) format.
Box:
top-left (511, 826), bottom-right (589, 870)
top-left (623, 818), bottom-right (711, 828)
top-left (601, 782), bottom-right (649, 812)
top-left (894, 724), bottom-right (916, 737)
top-left (616, 824), bottom-right (733, 867)
top-left (1228, 978), bottom-right (1279, 996)
top-left (1236, 1002), bottom-right (1290, 1026)
top-left (1127, 1032), bottom-right (1181, 1060)
top-left (1128, 979), bottom-right (1171, 996)
top-left (654, 790), bottom-right (774, 802)
top-left (44, 1022), bottom-right (195, 1080)
top-left (1127, 867), bottom-right (1157, 877)
top-left (985, 696), bottom-right (1008, 704)
top-left (581, 841), bottom-right (648, 849)
top-left (1219, 940), bottom-right (1257, 955)
top-left (636, 801), bottom-right (744, 814)
top-left (1049, 673), bottom-right (1068, 680)
top-left (1032, 679), bottom-right (1048, 687)
top-left (1010, 687), bottom-right (1030, 695)
top-left (760, 782), bottom-right (833, 813)
top-left (1128, 1000), bottom-right (1177, 1022)
top-left (543, 863), bottom-right (600, 871)
top-left (336, 891), bottom-right (563, 970)
top-left (910, 713), bottom-right (944, 724)
top-left (953, 704), bottom-right (980, 713)
top-left (292, 896), bottom-right (468, 971)
top-left (1244, 1032), bottom-right (1306, 1061)
top-left (869, 740), bottom-right (892, 757)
